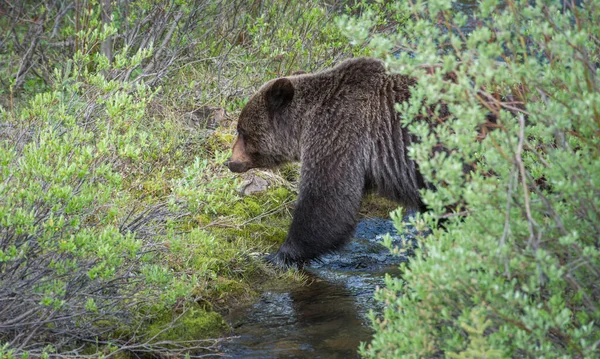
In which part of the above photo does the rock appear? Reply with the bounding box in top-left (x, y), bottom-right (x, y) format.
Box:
top-left (238, 174), bottom-right (269, 196)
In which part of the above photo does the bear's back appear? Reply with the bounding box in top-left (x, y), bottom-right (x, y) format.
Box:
top-left (318, 58), bottom-right (414, 103)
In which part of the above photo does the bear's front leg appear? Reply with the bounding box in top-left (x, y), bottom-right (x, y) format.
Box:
top-left (268, 163), bottom-right (365, 268)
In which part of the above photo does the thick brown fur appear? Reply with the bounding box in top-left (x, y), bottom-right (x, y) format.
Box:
top-left (225, 58), bottom-right (430, 267)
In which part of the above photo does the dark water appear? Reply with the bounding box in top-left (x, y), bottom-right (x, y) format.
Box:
top-left (221, 218), bottom-right (420, 358)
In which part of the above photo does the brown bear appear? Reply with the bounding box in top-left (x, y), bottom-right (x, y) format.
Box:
top-left (225, 57), bottom-right (430, 267)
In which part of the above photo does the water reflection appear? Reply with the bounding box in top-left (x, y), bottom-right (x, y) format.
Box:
top-left (225, 274), bottom-right (370, 358)
top-left (224, 273), bottom-right (383, 358)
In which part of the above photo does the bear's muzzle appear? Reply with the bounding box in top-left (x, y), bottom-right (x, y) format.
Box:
top-left (224, 159), bottom-right (250, 173)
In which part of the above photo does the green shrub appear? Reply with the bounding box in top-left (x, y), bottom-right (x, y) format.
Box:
top-left (1, 0), bottom-right (356, 356)
top-left (0, 43), bottom-right (201, 355)
top-left (339, 0), bottom-right (600, 357)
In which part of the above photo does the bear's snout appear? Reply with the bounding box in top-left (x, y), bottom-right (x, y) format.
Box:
top-left (227, 136), bottom-right (252, 173)
top-left (225, 159), bottom-right (250, 173)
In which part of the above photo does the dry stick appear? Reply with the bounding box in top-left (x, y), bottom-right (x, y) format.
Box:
top-left (13, 16), bottom-right (44, 89)
top-left (51, 2), bottom-right (74, 39)
top-left (101, 308), bottom-right (219, 358)
top-left (15, 306), bottom-right (60, 351)
top-left (523, 171), bottom-right (568, 237)
top-left (499, 168), bottom-right (517, 277)
top-left (515, 113), bottom-right (537, 248)
top-left (0, 306), bottom-right (39, 327)
top-left (100, 0), bottom-right (113, 63)
top-left (141, 11), bottom-right (183, 80)
top-left (121, 13), bottom-right (156, 82)
top-left (437, 211), bottom-right (470, 219)
top-left (479, 89), bottom-right (530, 117)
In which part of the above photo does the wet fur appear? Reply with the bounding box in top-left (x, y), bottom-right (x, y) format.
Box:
top-left (229, 58), bottom-right (429, 267)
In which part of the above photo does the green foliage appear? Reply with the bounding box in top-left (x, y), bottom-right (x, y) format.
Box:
top-left (0, 42), bottom-right (201, 355)
top-left (159, 0), bottom-right (360, 112)
top-left (340, 0), bottom-right (600, 357)
top-left (1, 0), bottom-right (355, 356)
top-left (144, 304), bottom-right (229, 342)
top-left (0, 344), bottom-right (16, 359)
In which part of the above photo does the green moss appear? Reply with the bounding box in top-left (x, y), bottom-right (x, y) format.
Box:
top-left (208, 276), bottom-right (255, 300)
top-left (244, 223), bottom-right (288, 244)
top-left (144, 304), bottom-right (229, 342)
top-left (359, 194), bottom-right (401, 219)
top-left (225, 187), bottom-right (293, 220)
top-left (208, 185), bottom-right (293, 245)
top-left (230, 197), bottom-right (264, 218)
top-left (196, 213), bottom-right (213, 226)
top-left (80, 344), bottom-right (132, 358)
top-left (209, 221), bottom-right (287, 248)
top-left (278, 163), bottom-right (301, 183)
top-left (269, 186), bottom-right (294, 202)
top-left (205, 130), bottom-right (235, 155)
top-left (157, 182), bottom-right (297, 333)
top-left (212, 131), bottom-right (235, 145)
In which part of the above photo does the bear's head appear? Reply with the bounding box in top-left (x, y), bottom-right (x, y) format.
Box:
top-left (225, 78), bottom-right (298, 173)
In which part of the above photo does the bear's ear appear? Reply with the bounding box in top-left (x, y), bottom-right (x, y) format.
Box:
top-left (265, 78), bottom-right (294, 114)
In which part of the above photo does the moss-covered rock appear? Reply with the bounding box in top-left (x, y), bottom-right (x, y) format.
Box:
top-left (144, 304), bottom-right (229, 342)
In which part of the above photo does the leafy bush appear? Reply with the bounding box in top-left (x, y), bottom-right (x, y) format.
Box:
top-left (0, 41), bottom-right (205, 355)
top-left (340, 0), bottom-right (600, 357)
top-left (0, 0), bottom-right (355, 356)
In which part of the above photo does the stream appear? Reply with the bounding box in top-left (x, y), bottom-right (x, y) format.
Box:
top-left (221, 217), bottom-right (420, 358)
